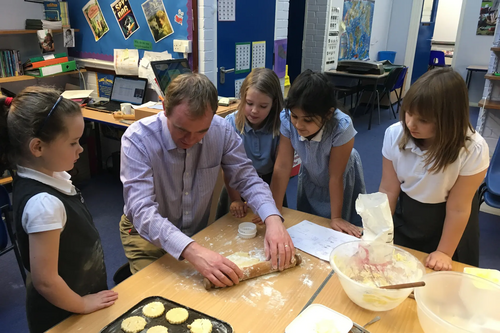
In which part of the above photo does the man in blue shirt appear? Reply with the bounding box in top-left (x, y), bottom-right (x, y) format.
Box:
top-left (119, 73), bottom-right (295, 288)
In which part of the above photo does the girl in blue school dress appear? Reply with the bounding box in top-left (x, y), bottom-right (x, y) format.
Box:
top-left (379, 68), bottom-right (489, 270)
top-left (216, 68), bottom-right (287, 219)
top-left (0, 87), bottom-right (118, 333)
top-left (270, 70), bottom-right (365, 237)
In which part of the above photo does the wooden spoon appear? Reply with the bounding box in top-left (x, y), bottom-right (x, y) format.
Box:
top-left (379, 281), bottom-right (425, 289)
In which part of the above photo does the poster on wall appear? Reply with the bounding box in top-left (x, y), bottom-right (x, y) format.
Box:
top-left (142, 0), bottom-right (174, 43)
top-left (63, 29), bottom-right (75, 47)
top-left (339, 0), bottom-right (374, 61)
top-left (111, 0), bottom-right (140, 40)
top-left (274, 39), bottom-right (287, 78)
top-left (477, 1), bottom-right (499, 36)
top-left (82, 0), bottom-right (109, 42)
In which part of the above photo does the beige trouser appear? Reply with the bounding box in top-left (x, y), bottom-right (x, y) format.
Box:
top-left (119, 214), bottom-right (166, 274)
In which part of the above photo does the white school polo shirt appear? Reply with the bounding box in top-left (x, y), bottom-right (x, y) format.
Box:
top-left (17, 166), bottom-right (77, 234)
top-left (382, 122), bottom-right (489, 204)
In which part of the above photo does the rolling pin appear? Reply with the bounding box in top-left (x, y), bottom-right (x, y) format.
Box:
top-left (203, 253), bottom-right (302, 290)
top-left (112, 111), bottom-right (135, 120)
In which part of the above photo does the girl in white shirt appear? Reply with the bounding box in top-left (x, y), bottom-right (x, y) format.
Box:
top-left (379, 68), bottom-right (489, 270)
top-left (0, 87), bottom-right (117, 332)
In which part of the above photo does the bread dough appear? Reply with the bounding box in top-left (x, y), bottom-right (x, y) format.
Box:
top-left (187, 318), bottom-right (213, 333)
top-left (147, 326), bottom-right (169, 333)
top-left (142, 301), bottom-right (165, 318)
top-left (121, 316), bottom-right (147, 333)
top-left (315, 319), bottom-right (338, 333)
top-left (226, 252), bottom-right (261, 268)
top-left (165, 307), bottom-right (189, 324)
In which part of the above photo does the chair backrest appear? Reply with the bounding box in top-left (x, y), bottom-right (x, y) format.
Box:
top-left (486, 139), bottom-right (500, 195)
top-left (429, 50), bottom-right (446, 67)
top-left (383, 66), bottom-right (405, 91)
top-left (0, 186), bottom-right (11, 250)
top-left (393, 66), bottom-right (408, 90)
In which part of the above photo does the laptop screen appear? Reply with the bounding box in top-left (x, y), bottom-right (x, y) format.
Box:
top-left (151, 59), bottom-right (192, 95)
top-left (110, 76), bottom-right (147, 104)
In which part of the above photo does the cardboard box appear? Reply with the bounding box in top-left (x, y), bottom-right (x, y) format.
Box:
top-left (135, 107), bottom-right (162, 121)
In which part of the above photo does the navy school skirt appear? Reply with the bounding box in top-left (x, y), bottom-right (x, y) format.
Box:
top-left (393, 191), bottom-right (479, 266)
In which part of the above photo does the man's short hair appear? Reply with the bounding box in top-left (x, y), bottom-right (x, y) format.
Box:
top-left (163, 73), bottom-right (218, 117)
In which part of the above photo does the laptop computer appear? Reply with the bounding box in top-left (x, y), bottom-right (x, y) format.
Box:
top-left (150, 59), bottom-right (192, 96)
top-left (87, 76), bottom-right (148, 113)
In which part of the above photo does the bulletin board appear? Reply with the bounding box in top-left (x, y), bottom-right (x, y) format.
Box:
top-left (67, 0), bottom-right (192, 61)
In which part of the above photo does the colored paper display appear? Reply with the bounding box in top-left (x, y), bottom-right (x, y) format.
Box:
top-left (274, 39), bottom-right (287, 78)
top-left (142, 0), bottom-right (174, 43)
top-left (82, 0), bottom-right (110, 42)
top-left (111, 0), bottom-right (140, 40)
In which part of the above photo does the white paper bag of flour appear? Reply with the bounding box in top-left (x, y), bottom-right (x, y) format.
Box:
top-left (355, 192), bottom-right (394, 244)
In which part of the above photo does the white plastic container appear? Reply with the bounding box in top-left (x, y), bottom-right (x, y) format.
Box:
top-left (414, 271), bottom-right (500, 333)
top-left (329, 240), bottom-right (425, 312)
top-left (238, 222), bottom-right (257, 239)
top-left (285, 304), bottom-right (353, 333)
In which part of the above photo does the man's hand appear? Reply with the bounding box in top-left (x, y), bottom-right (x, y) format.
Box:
top-left (426, 250), bottom-right (452, 271)
top-left (230, 200), bottom-right (247, 218)
top-left (330, 217), bottom-right (362, 238)
top-left (182, 242), bottom-right (244, 288)
top-left (263, 215), bottom-right (295, 271)
top-left (81, 290), bottom-right (118, 314)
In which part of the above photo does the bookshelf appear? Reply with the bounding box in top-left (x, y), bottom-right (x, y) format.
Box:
top-left (0, 69), bottom-right (86, 84)
top-left (479, 99), bottom-right (500, 110)
top-left (0, 29), bottom-right (79, 35)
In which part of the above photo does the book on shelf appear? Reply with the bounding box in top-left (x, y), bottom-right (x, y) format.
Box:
top-left (24, 60), bottom-right (76, 78)
top-left (0, 50), bottom-right (23, 78)
top-left (24, 56), bottom-right (69, 70)
top-left (43, 1), bottom-right (70, 27)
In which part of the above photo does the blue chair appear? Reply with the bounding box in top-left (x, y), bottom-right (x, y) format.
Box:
top-left (479, 140), bottom-right (500, 208)
top-left (429, 51), bottom-right (446, 69)
top-left (0, 185), bottom-right (27, 284)
top-left (392, 66), bottom-right (408, 113)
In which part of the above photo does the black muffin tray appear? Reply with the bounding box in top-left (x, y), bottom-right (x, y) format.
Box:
top-left (100, 295), bottom-right (233, 333)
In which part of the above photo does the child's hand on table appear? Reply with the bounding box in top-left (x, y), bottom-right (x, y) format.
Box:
top-left (426, 250), bottom-right (452, 271)
top-left (82, 290), bottom-right (118, 314)
top-left (330, 217), bottom-right (362, 238)
top-left (230, 200), bottom-right (247, 218)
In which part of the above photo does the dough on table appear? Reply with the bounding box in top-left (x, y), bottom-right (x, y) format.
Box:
top-left (187, 318), bottom-right (213, 333)
top-left (142, 301), bottom-right (165, 318)
top-left (147, 326), bottom-right (168, 333)
top-left (226, 252), bottom-right (261, 268)
top-left (121, 316), bottom-right (147, 333)
top-left (165, 307), bottom-right (189, 324)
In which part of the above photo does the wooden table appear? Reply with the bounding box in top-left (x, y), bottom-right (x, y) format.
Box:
top-left (313, 249), bottom-right (469, 333)
top-left (465, 65), bottom-right (488, 90)
top-left (48, 207), bottom-right (470, 333)
top-left (48, 208), bottom-right (334, 333)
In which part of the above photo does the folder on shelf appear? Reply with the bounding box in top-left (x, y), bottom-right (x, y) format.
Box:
top-left (25, 60), bottom-right (77, 78)
top-left (28, 53), bottom-right (67, 64)
top-left (27, 57), bottom-right (69, 70)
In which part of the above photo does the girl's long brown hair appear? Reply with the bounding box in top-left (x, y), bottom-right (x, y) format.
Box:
top-left (399, 67), bottom-right (473, 173)
top-left (235, 68), bottom-right (283, 137)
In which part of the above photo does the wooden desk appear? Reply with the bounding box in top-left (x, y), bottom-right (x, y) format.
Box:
top-left (313, 248), bottom-right (469, 333)
top-left (465, 65), bottom-right (488, 90)
top-left (48, 208), bottom-right (333, 333)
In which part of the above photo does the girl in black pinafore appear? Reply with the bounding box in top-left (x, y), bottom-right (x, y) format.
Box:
top-left (379, 68), bottom-right (489, 271)
top-left (0, 87), bottom-right (118, 333)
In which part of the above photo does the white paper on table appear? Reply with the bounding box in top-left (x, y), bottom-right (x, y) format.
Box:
top-left (61, 90), bottom-right (94, 99)
top-left (114, 49), bottom-right (139, 76)
top-left (287, 220), bottom-right (358, 261)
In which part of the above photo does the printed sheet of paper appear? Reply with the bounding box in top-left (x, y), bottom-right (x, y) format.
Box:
top-left (252, 41), bottom-right (266, 69)
top-left (235, 78), bottom-right (245, 98)
top-left (114, 49), bottom-right (139, 76)
top-left (218, 0), bottom-right (235, 21)
top-left (235, 42), bottom-right (251, 73)
top-left (287, 220), bottom-right (358, 261)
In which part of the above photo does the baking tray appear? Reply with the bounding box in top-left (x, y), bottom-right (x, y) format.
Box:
top-left (100, 295), bottom-right (233, 333)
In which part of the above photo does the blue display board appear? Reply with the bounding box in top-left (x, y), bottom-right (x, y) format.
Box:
top-left (67, 0), bottom-right (191, 61)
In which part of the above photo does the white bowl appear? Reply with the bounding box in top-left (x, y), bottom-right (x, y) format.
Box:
top-left (414, 271), bottom-right (500, 333)
top-left (329, 240), bottom-right (425, 312)
top-left (238, 222), bottom-right (257, 239)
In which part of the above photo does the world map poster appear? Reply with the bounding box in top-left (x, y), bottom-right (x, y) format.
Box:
top-left (339, 0), bottom-right (375, 61)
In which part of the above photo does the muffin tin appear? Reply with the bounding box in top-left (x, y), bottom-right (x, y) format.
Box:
top-left (100, 296), bottom-right (233, 333)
